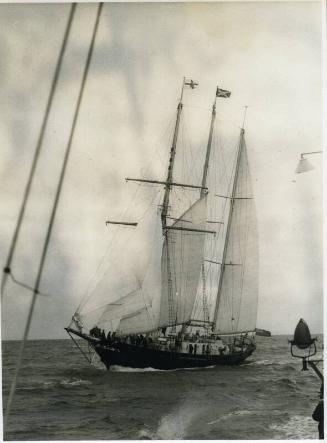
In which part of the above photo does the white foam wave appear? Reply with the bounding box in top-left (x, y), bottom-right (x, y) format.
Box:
top-left (110, 364), bottom-right (215, 372)
top-left (110, 365), bottom-right (160, 372)
top-left (60, 378), bottom-right (92, 387)
top-left (42, 381), bottom-right (55, 389)
top-left (155, 404), bottom-right (198, 439)
top-left (246, 359), bottom-right (295, 367)
top-left (207, 409), bottom-right (253, 425)
top-left (137, 428), bottom-right (154, 439)
top-left (269, 415), bottom-right (317, 439)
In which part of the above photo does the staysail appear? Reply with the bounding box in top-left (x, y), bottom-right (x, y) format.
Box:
top-left (159, 195), bottom-right (207, 327)
top-left (214, 131), bottom-right (259, 334)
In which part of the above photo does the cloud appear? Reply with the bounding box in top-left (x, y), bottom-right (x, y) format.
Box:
top-left (0, 2), bottom-right (323, 339)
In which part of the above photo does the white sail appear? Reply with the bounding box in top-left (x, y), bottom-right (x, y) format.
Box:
top-left (214, 137), bottom-right (259, 334)
top-left (118, 306), bottom-right (154, 335)
top-left (76, 190), bottom-right (164, 333)
top-left (104, 215), bottom-right (164, 334)
top-left (159, 196), bottom-right (207, 327)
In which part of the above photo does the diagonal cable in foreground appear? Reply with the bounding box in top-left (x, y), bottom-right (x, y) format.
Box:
top-left (1, 3), bottom-right (77, 299)
top-left (4, 2), bottom-right (104, 429)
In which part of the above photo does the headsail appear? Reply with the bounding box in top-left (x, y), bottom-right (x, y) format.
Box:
top-left (214, 131), bottom-right (259, 334)
top-left (75, 190), bottom-right (164, 334)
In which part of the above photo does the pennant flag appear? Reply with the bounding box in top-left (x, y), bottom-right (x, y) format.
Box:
top-left (184, 79), bottom-right (199, 89)
top-left (216, 87), bottom-right (231, 98)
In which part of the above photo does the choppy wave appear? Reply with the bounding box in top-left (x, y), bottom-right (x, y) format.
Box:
top-left (269, 415), bottom-right (317, 439)
top-left (2, 336), bottom-right (322, 440)
top-left (247, 358), bottom-right (296, 367)
top-left (40, 378), bottom-right (92, 390)
top-left (60, 378), bottom-right (92, 388)
top-left (207, 409), bottom-right (254, 425)
top-left (110, 364), bottom-right (215, 372)
top-left (154, 403), bottom-right (200, 439)
top-left (136, 427), bottom-right (155, 440)
top-left (110, 365), bottom-right (160, 372)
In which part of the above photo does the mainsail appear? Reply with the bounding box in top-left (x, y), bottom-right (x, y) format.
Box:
top-left (159, 196), bottom-right (207, 327)
top-left (214, 130), bottom-right (259, 334)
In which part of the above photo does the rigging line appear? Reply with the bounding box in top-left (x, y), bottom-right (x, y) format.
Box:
top-left (9, 272), bottom-right (54, 298)
top-left (183, 104), bottom-right (212, 112)
top-left (78, 187), bottom-right (162, 316)
top-left (85, 287), bottom-right (141, 318)
top-left (67, 330), bottom-right (92, 364)
top-left (137, 218), bottom-right (162, 330)
top-left (214, 140), bottom-right (240, 329)
top-left (236, 165), bottom-right (251, 329)
top-left (79, 185), bottom-right (159, 313)
top-left (181, 116), bottom-right (199, 195)
top-left (181, 117), bottom-right (199, 187)
top-left (139, 114), bottom-right (175, 177)
top-left (4, 3), bottom-right (104, 430)
top-left (1, 3), bottom-right (77, 300)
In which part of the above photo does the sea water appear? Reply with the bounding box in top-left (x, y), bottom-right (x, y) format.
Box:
top-left (2, 335), bottom-right (323, 440)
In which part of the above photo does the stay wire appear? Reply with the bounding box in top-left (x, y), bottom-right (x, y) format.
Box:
top-left (9, 272), bottom-right (54, 298)
top-left (1, 3), bottom-right (77, 299)
top-left (4, 2), bottom-right (103, 429)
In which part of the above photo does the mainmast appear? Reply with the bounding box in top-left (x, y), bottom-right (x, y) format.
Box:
top-left (200, 85), bottom-right (232, 195)
top-left (185, 86), bottom-right (232, 330)
top-left (199, 86), bottom-right (232, 330)
top-left (212, 109), bottom-right (247, 331)
top-left (194, 90), bottom-right (217, 332)
top-left (200, 92), bottom-right (217, 196)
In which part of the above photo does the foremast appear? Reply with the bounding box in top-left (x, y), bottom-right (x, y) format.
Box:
top-left (161, 77), bottom-right (197, 326)
top-left (124, 77), bottom-right (213, 331)
top-left (161, 78), bottom-right (184, 228)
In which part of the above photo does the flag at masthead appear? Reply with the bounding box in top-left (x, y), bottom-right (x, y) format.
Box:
top-left (184, 79), bottom-right (199, 89)
top-left (216, 87), bottom-right (231, 98)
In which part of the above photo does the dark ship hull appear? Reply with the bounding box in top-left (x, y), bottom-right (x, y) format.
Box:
top-left (65, 328), bottom-right (255, 370)
top-left (94, 342), bottom-right (255, 370)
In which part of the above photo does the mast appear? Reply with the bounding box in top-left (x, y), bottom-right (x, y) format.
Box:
top-left (161, 78), bottom-right (186, 229)
top-left (161, 77), bottom-right (198, 327)
top-left (186, 87), bottom-right (231, 331)
top-left (183, 90), bottom-right (217, 333)
top-left (162, 78), bottom-right (184, 327)
top-left (201, 86), bottom-right (232, 194)
top-left (201, 93), bottom-right (217, 196)
top-left (212, 120), bottom-right (246, 330)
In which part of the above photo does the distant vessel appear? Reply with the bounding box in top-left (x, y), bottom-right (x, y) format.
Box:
top-left (255, 328), bottom-right (271, 337)
top-left (66, 78), bottom-right (259, 369)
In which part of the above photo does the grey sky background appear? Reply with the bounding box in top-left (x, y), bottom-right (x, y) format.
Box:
top-left (0, 1), bottom-right (323, 339)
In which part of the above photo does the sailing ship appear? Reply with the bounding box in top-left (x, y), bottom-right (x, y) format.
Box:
top-left (66, 78), bottom-right (259, 370)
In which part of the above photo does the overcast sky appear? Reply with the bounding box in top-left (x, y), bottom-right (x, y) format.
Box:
top-left (0, 1), bottom-right (323, 340)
